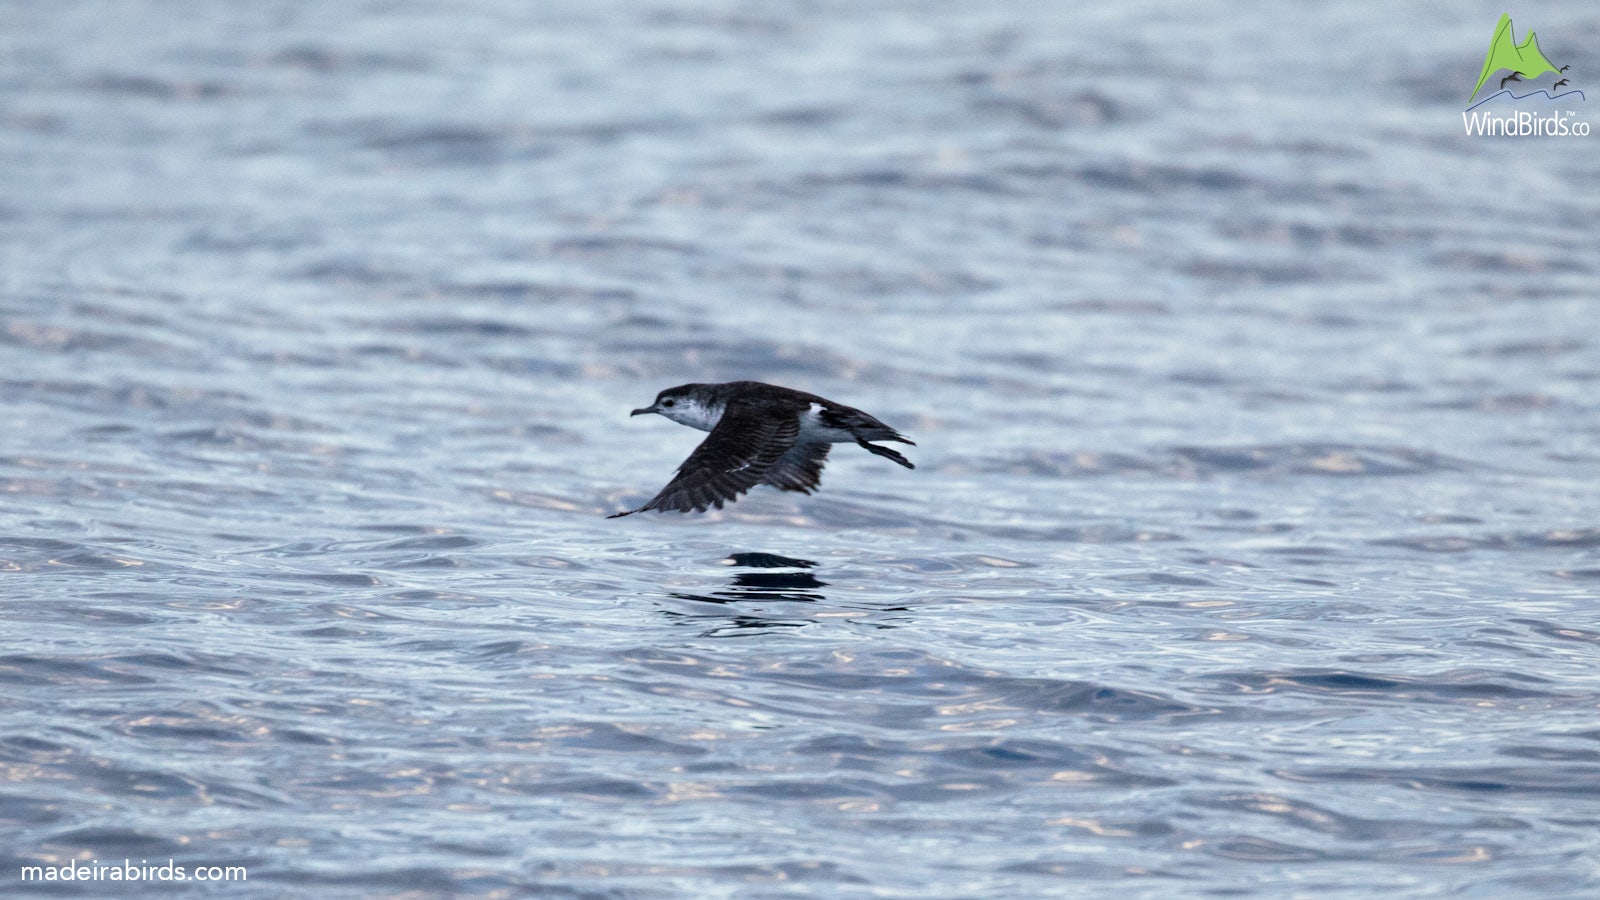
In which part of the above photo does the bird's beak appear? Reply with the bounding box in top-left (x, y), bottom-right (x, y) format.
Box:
top-left (630, 406), bottom-right (655, 417)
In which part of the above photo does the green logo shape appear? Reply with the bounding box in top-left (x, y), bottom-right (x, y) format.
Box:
top-left (1470, 13), bottom-right (1560, 101)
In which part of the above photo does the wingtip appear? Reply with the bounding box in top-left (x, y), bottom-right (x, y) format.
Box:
top-left (606, 509), bottom-right (636, 518)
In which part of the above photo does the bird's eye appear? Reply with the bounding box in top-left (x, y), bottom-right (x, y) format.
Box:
top-left (662, 399), bottom-right (676, 408)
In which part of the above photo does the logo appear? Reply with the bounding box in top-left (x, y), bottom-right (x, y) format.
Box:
top-left (1463, 14), bottom-right (1587, 136)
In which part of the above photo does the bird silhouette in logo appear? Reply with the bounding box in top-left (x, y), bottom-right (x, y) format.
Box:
top-left (1560, 65), bottom-right (1571, 73)
top-left (1554, 78), bottom-right (1570, 90)
top-left (1499, 71), bottom-right (1524, 89)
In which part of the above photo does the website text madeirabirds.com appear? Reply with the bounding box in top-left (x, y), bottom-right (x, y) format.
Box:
top-left (22, 859), bottom-right (246, 884)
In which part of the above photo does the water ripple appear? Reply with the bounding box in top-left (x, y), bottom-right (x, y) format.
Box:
top-left (4, 1), bottom-right (1598, 895)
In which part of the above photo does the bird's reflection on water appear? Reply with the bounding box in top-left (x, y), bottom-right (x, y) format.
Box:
top-left (660, 552), bottom-right (906, 637)
top-left (691, 552), bottom-right (830, 603)
top-left (671, 552), bottom-right (827, 609)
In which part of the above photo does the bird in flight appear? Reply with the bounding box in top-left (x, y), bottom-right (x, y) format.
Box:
top-left (1500, 71), bottom-right (1524, 89)
top-left (609, 381), bottom-right (914, 517)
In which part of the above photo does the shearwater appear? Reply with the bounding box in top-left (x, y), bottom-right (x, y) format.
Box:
top-left (609, 381), bottom-right (915, 518)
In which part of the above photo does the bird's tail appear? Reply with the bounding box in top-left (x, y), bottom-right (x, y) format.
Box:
top-left (857, 439), bottom-right (914, 469)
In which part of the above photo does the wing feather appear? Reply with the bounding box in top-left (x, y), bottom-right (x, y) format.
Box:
top-left (763, 442), bottom-right (830, 494)
top-left (610, 401), bottom-right (801, 517)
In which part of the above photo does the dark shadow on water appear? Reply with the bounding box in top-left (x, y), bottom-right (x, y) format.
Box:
top-left (672, 552), bottom-right (827, 606)
top-left (726, 551), bottom-right (816, 569)
top-left (659, 551), bottom-right (906, 637)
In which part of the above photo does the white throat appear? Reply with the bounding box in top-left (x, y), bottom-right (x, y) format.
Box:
top-left (660, 400), bottom-right (723, 432)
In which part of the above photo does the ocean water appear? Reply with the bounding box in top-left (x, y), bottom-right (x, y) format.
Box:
top-left (3, 1), bottom-right (1599, 896)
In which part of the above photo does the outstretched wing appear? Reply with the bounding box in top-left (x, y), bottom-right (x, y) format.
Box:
top-left (610, 402), bottom-right (801, 517)
top-left (763, 442), bottom-right (830, 494)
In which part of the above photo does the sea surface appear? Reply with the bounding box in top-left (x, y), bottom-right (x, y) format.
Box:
top-left (3, 1), bottom-right (1599, 896)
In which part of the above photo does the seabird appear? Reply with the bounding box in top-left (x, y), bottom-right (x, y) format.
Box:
top-left (609, 381), bottom-right (914, 517)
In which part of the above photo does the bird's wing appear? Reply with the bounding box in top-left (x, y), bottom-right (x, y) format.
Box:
top-left (611, 401), bottom-right (801, 516)
top-left (763, 442), bottom-right (830, 494)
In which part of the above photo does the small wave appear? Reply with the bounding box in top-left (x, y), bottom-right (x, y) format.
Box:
top-left (1200, 668), bottom-right (1559, 703)
top-left (986, 443), bottom-right (1471, 479)
top-left (1077, 161), bottom-right (1251, 193)
top-left (1277, 763), bottom-right (1600, 797)
top-left (44, 826), bottom-right (188, 856)
top-left (1372, 527), bottom-right (1600, 553)
top-left (79, 73), bottom-right (238, 100)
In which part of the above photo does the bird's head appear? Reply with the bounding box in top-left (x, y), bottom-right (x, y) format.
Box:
top-left (631, 384), bottom-right (721, 430)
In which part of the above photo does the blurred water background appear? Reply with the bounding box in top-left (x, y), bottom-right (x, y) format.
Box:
top-left (3, 1), bottom-right (1599, 896)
